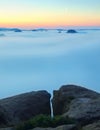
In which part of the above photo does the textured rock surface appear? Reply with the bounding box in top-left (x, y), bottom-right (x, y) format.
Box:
top-left (0, 85), bottom-right (100, 129)
top-left (0, 91), bottom-right (51, 125)
top-left (64, 97), bottom-right (100, 124)
top-left (82, 120), bottom-right (100, 130)
top-left (52, 85), bottom-right (100, 116)
top-left (32, 124), bottom-right (77, 130)
top-left (52, 84), bottom-right (100, 126)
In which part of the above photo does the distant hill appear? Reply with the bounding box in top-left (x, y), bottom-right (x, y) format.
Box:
top-left (0, 28), bottom-right (22, 32)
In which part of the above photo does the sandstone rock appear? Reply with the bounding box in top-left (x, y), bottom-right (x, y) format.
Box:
top-left (52, 85), bottom-right (100, 116)
top-left (0, 91), bottom-right (51, 125)
top-left (32, 124), bottom-right (77, 130)
top-left (52, 85), bottom-right (100, 125)
top-left (82, 120), bottom-right (100, 130)
top-left (64, 97), bottom-right (100, 124)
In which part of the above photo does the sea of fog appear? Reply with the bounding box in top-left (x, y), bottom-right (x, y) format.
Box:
top-left (0, 29), bottom-right (100, 98)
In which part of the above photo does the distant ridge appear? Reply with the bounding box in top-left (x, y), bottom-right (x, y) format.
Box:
top-left (0, 28), bottom-right (22, 32)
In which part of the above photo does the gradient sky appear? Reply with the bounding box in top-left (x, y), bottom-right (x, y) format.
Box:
top-left (0, 0), bottom-right (100, 28)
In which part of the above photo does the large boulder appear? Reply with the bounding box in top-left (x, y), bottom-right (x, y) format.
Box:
top-left (52, 85), bottom-right (100, 115)
top-left (0, 91), bottom-right (51, 125)
top-left (52, 85), bottom-right (100, 124)
top-left (63, 97), bottom-right (100, 124)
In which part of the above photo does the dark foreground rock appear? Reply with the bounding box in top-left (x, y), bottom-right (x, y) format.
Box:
top-left (52, 85), bottom-right (100, 115)
top-left (0, 91), bottom-right (51, 125)
top-left (52, 85), bottom-right (100, 125)
top-left (63, 97), bottom-right (100, 124)
top-left (0, 84), bottom-right (100, 129)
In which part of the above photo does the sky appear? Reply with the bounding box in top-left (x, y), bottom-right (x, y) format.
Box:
top-left (0, 0), bottom-right (100, 28)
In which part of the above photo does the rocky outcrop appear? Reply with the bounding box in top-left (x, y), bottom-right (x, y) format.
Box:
top-left (64, 97), bottom-right (100, 124)
top-left (0, 84), bottom-right (100, 129)
top-left (52, 85), bottom-right (100, 125)
top-left (31, 124), bottom-right (77, 130)
top-left (0, 91), bottom-right (51, 125)
top-left (14, 29), bottom-right (22, 32)
top-left (52, 85), bottom-right (100, 115)
top-left (67, 30), bottom-right (77, 33)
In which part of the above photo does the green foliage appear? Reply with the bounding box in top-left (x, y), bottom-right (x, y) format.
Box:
top-left (15, 114), bottom-right (76, 130)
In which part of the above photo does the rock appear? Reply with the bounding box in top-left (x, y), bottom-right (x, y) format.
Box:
top-left (52, 85), bottom-right (100, 125)
top-left (82, 120), bottom-right (100, 130)
top-left (52, 85), bottom-right (100, 116)
top-left (13, 29), bottom-right (22, 32)
top-left (67, 30), bottom-right (77, 33)
top-left (64, 97), bottom-right (100, 124)
top-left (32, 29), bottom-right (38, 32)
top-left (32, 124), bottom-right (77, 130)
top-left (0, 91), bottom-right (51, 125)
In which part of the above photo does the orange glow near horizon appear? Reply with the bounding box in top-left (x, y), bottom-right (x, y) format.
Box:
top-left (0, 13), bottom-right (100, 29)
top-left (0, 11), bottom-right (100, 29)
top-left (0, 0), bottom-right (100, 29)
top-left (0, 16), bottom-right (100, 29)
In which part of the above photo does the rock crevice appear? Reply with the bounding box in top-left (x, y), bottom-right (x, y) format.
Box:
top-left (0, 84), bottom-right (100, 130)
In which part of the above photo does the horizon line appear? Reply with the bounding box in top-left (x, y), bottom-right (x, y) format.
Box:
top-left (0, 25), bottom-right (100, 30)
